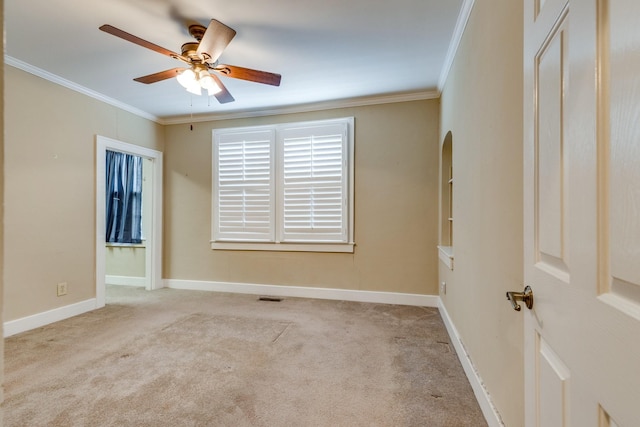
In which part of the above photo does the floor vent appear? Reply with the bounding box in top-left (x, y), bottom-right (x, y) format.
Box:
top-left (258, 296), bottom-right (283, 302)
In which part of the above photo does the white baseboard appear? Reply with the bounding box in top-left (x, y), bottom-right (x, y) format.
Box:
top-left (165, 279), bottom-right (439, 307)
top-left (105, 275), bottom-right (146, 287)
top-left (3, 280), bottom-right (436, 337)
top-left (438, 300), bottom-right (504, 427)
top-left (4, 298), bottom-right (97, 338)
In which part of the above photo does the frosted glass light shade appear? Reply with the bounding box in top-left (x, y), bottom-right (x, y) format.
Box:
top-left (177, 69), bottom-right (202, 95)
top-left (198, 70), bottom-right (221, 96)
top-left (176, 68), bottom-right (196, 87)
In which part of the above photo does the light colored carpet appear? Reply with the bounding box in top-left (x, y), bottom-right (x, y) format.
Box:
top-left (4, 286), bottom-right (487, 426)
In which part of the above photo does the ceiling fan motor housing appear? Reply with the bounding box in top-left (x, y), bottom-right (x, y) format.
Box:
top-left (181, 42), bottom-right (200, 60)
top-left (182, 40), bottom-right (215, 64)
top-left (188, 24), bottom-right (207, 41)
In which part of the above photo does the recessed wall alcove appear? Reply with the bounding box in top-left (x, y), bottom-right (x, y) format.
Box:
top-left (438, 131), bottom-right (453, 269)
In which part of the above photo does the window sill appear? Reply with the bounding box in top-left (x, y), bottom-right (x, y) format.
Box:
top-left (211, 241), bottom-right (355, 253)
top-left (438, 245), bottom-right (454, 270)
top-left (106, 242), bottom-right (146, 248)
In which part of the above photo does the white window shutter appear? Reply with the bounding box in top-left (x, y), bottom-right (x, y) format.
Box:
top-left (213, 129), bottom-right (275, 241)
top-left (279, 123), bottom-right (348, 243)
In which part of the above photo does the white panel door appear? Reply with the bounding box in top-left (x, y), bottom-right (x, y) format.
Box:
top-left (523, 0), bottom-right (640, 425)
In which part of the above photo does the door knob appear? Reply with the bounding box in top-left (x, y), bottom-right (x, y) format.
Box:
top-left (506, 285), bottom-right (533, 311)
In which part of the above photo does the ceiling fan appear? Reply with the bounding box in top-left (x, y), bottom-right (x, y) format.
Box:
top-left (99, 19), bottom-right (281, 104)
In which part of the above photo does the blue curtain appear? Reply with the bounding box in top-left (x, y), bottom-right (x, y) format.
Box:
top-left (106, 151), bottom-right (143, 244)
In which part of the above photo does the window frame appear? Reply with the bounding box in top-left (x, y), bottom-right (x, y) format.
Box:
top-left (211, 117), bottom-right (355, 253)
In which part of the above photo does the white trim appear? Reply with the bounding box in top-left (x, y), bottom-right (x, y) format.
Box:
top-left (96, 135), bottom-right (162, 159)
top-left (165, 279), bottom-right (439, 307)
top-left (160, 90), bottom-right (439, 124)
top-left (105, 275), bottom-right (147, 287)
top-left (438, 300), bottom-right (504, 427)
top-left (211, 241), bottom-right (355, 253)
top-left (96, 136), bottom-right (163, 309)
top-left (438, 0), bottom-right (477, 91)
top-left (5, 56), bottom-right (159, 123)
top-left (438, 245), bottom-right (455, 270)
top-left (106, 242), bottom-right (146, 248)
top-left (4, 299), bottom-right (97, 337)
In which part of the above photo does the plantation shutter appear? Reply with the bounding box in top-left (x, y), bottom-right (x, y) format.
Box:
top-left (279, 123), bottom-right (348, 243)
top-left (213, 129), bottom-right (275, 241)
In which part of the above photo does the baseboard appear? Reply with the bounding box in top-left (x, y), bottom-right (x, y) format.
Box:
top-left (165, 279), bottom-right (439, 307)
top-left (105, 275), bottom-right (146, 287)
top-left (438, 300), bottom-right (504, 427)
top-left (3, 281), bottom-right (436, 337)
top-left (4, 298), bottom-right (97, 338)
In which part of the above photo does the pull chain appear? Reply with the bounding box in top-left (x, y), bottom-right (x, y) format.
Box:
top-left (190, 95), bottom-right (193, 131)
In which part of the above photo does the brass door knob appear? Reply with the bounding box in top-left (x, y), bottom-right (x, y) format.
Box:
top-left (506, 286), bottom-right (533, 311)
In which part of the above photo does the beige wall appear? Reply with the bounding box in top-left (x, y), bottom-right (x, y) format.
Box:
top-left (1, 0), bottom-right (5, 412)
top-left (439, 0), bottom-right (524, 425)
top-left (4, 66), bottom-right (164, 321)
top-left (105, 247), bottom-right (146, 277)
top-left (164, 100), bottom-right (440, 295)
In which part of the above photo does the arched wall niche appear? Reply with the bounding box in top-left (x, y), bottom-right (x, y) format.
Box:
top-left (441, 131), bottom-right (453, 246)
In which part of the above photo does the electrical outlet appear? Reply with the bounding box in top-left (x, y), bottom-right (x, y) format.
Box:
top-left (440, 281), bottom-right (447, 295)
top-left (57, 282), bottom-right (68, 296)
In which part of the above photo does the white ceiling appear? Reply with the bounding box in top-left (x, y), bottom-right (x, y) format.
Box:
top-left (5, 0), bottom-right (465, 122)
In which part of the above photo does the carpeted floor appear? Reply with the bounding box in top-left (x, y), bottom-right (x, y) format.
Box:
top-left (4, 286), bottom-right (487, 426)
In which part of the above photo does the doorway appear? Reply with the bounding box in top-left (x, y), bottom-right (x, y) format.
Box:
top-left (95, 135), bottom-right (163, 308)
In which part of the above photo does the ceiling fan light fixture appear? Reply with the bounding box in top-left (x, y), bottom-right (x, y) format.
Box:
top-left (176, 68), bottom-right (201, 95)
top-left (100, 19), bottom-right (280, 104)
top-left (198, 70), bottom-right (221, 96)
top-left (176, 68), bottom-right (195, 87)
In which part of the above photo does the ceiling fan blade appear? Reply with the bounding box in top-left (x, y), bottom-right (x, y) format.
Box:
top-left (210, 73), bottom-right (235, 104)
top-left (133, 68), bottom-right (186, 84)
top-left (214, 65), bottom-right (281, 86)
top-left (196, 19), bottom-right (237, 63)
top-left (100, 24), bottom-right (183, 60)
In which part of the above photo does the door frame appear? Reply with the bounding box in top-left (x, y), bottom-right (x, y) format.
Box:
top-left (95, 135), bottom-right (163, 308)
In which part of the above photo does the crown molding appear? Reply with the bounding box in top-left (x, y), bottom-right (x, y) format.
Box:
top-left (6, 54), bottom-right (440, 126)
top-left (158, 89), bottom-right (440, 125)
top-left (4, 55), bottom-right (160, 123)
top-left (6, 1), bottom-right (474, 126)
top-left (438, 0), bottom-right (477, 92)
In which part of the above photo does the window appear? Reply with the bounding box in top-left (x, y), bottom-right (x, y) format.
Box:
top-left (212, 117), bottom-right (354, 253)
top-left (215, 129), bottom-right (275, 242)
top-left (105, 151), bottom-right (143, 244)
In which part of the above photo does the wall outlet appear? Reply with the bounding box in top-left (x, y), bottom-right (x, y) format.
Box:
top-left (440, 281), bottom-right (447, 295)
top-left (57, 282), bottom-right (68, 296)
